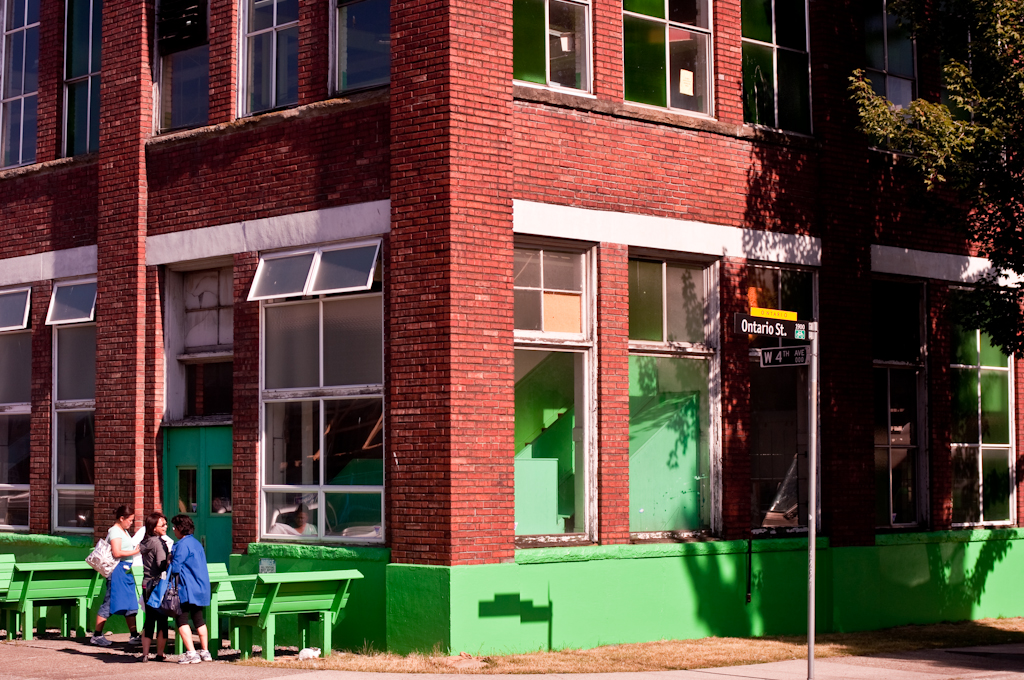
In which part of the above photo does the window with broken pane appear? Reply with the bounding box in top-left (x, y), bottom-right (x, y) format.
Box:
top-left (623, 0), bottom-right (712, 114)
top-left (872, 280), bottom-right (924, 528)
top-left (513, 0), bottom-right (590, 91)
top-left (950, 297), bottom-right (1013, 525)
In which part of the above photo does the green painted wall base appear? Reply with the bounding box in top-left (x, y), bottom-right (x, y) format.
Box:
top-left (386, 530), bottom-right (1024, 656)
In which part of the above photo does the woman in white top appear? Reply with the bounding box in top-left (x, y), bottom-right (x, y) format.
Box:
top-left (90, 505), bottom-right (142, 647)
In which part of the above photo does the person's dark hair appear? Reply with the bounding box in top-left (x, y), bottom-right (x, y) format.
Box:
top-left (144, 512), bottom-right (166, 537)
top-left (114, 504), bottom-right (134, 520)
top-left (171, 514), bottom-right (194, 535)
top-left (296, 504), bottom-right (309, 515)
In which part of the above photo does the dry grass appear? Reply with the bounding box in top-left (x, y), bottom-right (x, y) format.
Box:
top-left (239, 617), bottom-right (1024, 674)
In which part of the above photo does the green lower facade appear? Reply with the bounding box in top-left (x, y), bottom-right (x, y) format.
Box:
top-left (4, 529), bottom-right (1023, 653)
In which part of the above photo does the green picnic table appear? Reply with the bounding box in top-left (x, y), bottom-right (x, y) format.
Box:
top-left (169, 562), bottom-right (241, 658)
top-left (222, 569), bottom-right (363, 661)
top-left (0, 560), bottom-right (103, 640)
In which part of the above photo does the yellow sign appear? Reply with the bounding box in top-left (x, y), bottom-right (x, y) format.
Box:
top-left (750, 307), bottom-right (797, 321)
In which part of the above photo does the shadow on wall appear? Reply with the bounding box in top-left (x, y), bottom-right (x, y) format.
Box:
top-left (679, 550), bottom-right (753, 637)
top-left (479, 592), bottom-right (553, 651)
top-left (924, 538), bottom-right (1012, 623)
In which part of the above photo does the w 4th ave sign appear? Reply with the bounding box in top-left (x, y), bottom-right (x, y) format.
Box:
top-left (733, 312), bottom-right (808, 340)
top-left (760, 346), bottom-right (809, 368)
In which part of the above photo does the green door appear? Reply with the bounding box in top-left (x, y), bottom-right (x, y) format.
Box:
top-left (164, 426), bottom-right (233, 565)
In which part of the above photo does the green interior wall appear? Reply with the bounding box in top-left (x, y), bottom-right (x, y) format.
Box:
top-left (229, 543), bottom-right (389, 651)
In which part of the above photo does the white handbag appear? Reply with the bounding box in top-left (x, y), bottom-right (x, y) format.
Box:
top-left (86, 538), bottom-right (117, 579)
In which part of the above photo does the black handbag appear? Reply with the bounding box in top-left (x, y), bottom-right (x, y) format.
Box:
top-left (159, 574), bottom-right (182, 617)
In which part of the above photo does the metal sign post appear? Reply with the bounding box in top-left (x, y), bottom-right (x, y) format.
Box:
top-left (807, 321), bottom-right (819, 680)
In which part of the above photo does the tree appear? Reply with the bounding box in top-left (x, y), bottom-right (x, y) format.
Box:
top-left (849, 0), bottom-right (1024, 354)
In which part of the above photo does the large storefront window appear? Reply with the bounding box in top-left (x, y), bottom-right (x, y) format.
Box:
top-left (0, 288), bottom-right (32, 529)
top-left (47, 279), bottom-right (97, 532)
top-left (872, 279), bottom-right (925, 528)
top-left (513, 245), bottom-right (592, 537)
top-left (747, 265), bottom-right (814, 531)
top-left (628, 259), bottom-right (713, 535)
top-left (256, 241), bottom-right (383, 542)
top-left (951, 305), bottom-right (1014, 525)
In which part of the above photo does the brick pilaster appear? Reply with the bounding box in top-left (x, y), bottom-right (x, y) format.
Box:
top-left (29, 282), bottom-right (53, 534)
top-left (928, 283), bottom-right (953, 530)
top-left (93, 0), bottom-right (154, 534)
top-left (714, 0), bottom-right (744, 125)
top-left (35, 0), bottom-right (65, 162)
top-left (596, 243), bottom-right (630, 543)
top-left (232, 253), bottom-right (260, 551)
top-left (720, 257), bottom-right (751, 539)
top-left (145, 266), bottom-right (165, 514)
top-left (209, 0), bottom-right (240, 123)
top-left (592, 0), bottom-right (623, 101)
top-left (298, 0), bottom-right (330, 105)
top-left (388, 0), bottom-right (515, 565)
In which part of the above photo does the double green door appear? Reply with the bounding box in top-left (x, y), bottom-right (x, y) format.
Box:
top-left (163, 426), bottom-right (233, 565)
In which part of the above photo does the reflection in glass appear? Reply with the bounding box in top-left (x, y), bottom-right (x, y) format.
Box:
top-left (324, 492), bottom-right (381, 538)
top-left (0, 489), bottom-right (29, 526)
top-left (210, 468), bottom-right (232, 513)
top-left (982, 448), bottom-right (1010, 522)
top-left (0, 332), bottom-right (31, 403)
top-left (0, 414), bottom-right (30, 485)
top-left (50, 282), bottom-right (97, 323)
top-left (265, 491), bottom-right (319, 535)
top-left (55, 411), bottom-right (94, 485)
top-left (251, 253), bottom-right (314, 299)
top-left (324, 399), bottom-right (383, 486)
top-left (178, 468), bottom-right (197, 514)
top-left (628, 355), bottom-right (709, 532)
top-left (56, 488), bottom-right (93, 528)
top-left (265, 401), bottom-right (320, 485)
top-left (669, 27), bottom-right (708, 113)
top-left (338, 0), bottom-right (390, 91)
top-left (549, 0), bottom-right (588, 90)
top-left (311, 245), bottom-right (378, 293)
top-left (161, 45), bottom-right (209, 130)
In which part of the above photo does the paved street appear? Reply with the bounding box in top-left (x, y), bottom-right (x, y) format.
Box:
top-left (1, 636), bottom-right (1023, 680)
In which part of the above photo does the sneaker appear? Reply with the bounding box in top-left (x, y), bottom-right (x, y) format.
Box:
top-left (127, 634), bottom-right (142, 645)
top-left (178, 651), bottom-right (201, 664)
top-left (198, 650), bottom-right (212, 662)
top-left (90, 634), bottom-right (112, 647)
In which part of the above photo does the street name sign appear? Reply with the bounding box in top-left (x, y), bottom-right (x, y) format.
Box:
top-left (759, 346), bottom-right (809, 368)
top-left (733, 313), bottom-right (808, 340)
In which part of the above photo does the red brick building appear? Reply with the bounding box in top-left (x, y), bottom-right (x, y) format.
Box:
top-left (1, 0), bottom-right (1022, 654)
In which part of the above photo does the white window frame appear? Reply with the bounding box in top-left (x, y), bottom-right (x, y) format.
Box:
top-left (62, 0), bottom-right (101, 156)
top-left (627, 256), bottom-right (721, 538)
top-left (1, 0), bottom-right (40, 168)
top-left (258, 243), bottom-right (384, 544)
top-left (513, 241), bottom-right (596, 542)
top-left (248, 239), bottom-right (381, 301)
top-left (51, 321), bottom-right (96, 534)
top-left (0, 316), bottom-right (32, 531)
top-left (0, 287), bottom-right (31, 331)
top-left (622, 0), bottom-right (715, 116)
top-left (240, 0), bottom-right (300, 116)
top-left (740, 0), bottom-right (812, 133)
top-left (45, 278), bottom-right (97, 325)
top-left (951, 327), bottom-right (1016, 527)
top-left (512, 0), bottom-right (593, 94)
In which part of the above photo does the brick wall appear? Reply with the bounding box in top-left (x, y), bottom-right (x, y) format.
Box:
top-left (28, 282), bottom-right (53, 534)
top-left (720, 257), bottom-right (752, 539)
top-left (928, 283), bottom-right (953, 530)
top-left (232, 253), bottom-right (261, 551)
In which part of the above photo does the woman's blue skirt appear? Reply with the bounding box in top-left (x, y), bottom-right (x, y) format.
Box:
top-left (110, 562), bottom-right (138, 616)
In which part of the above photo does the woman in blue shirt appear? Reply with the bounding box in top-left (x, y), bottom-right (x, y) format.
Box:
top-left (169, 514), bottom-right (211, 664)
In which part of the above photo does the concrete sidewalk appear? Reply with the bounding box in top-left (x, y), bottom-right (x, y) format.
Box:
top-left (1, 635), bottom-right (1023, 680)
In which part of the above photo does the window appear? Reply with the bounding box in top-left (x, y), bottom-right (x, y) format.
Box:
top-left (157, 0), bottom-right (209, 130)
top-left (513, 245), bottom-right (592, 537)
top-left (513, 0), bottom-right (590, 92)
top-left (336, 0), bottom-right (389, 92)
top-left (864, 0), bottom-right (915, 109)
top-left (258, 242), bottom-right (383, 542)
top-left (64, 0), bottom-right (101, 155)
top-left (872, 280), bottom-right (925, 528)
top-left (628, 259), bottom-right (714, 535)
top-left (45, 280), bottom-right (96, 325)
top-left (53, 321), bottom-right (96, 532)
top-left (741, 0), bottom-right (810, 134)
top-left (0, 290), bottom-right (31, 529)
top-left (950, 304), bottom-right (1014, 525)
top-left (244, 0), bottom-right (298, 114)
top-left (249, 241), bottom-right (379, 300)
top-left (747, 265), bottom-right (814, 531)
top-left (622, 0), bottom-right (711, 114)
top-left (1, 0), bottom-right (39, 167)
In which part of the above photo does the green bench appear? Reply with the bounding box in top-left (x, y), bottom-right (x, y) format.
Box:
top-left (0, 561), bottom-right (103, 640)
top-left (222, 569), bottom-right (362, 661)
top-left (169, 562), bottom-right (238, 657)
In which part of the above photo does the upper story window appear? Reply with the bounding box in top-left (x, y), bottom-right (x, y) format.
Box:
top-left (513, 0), bottom-right (590, 92)
top-left (950, 298), bottom-right (1014, 526)
top-left (622, 0), bottom-right (711, 115)
top-left (64, 0), bottom-right (101, 155)
top-left (0, 287), bottom-right (31, 531)
top-left (256, 241), bottom-right (384, 542)
top-left (741, 0), bottom-right (810, 134)
top-left (244, 0), bottom-right (298, 114)
top-left (513, 244), bottom-right (593, 539)
top-left (157, 0), bottom-right (210, 130)
top-left (1, 0), bottom-right (39, 168)
top-left (864, 0), bottom-right (915, 109)
top-left (628, 258), bottom-right (715, 536)
top-left (871, 279), bottom-right (926, 528)
top-left (335, 0), bottom-right (389, 93)
top-left (48, 280), bottom-right (97, 532)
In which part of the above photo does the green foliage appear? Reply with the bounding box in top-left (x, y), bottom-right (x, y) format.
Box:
top-left (849, 0), bottom-right (1024, 355)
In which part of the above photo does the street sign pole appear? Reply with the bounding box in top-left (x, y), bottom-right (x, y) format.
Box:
top-left (807, 321), bottom-right (819, 680)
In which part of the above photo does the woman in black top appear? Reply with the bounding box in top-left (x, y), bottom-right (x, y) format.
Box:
top-left (139, 512), bottom-right (171, 661)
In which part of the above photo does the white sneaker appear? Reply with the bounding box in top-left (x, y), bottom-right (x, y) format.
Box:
top-left (177, 651), bottom-right (201, 664)
top-left (127, 634), bottom-right (142, 645)
top-left (90, 634), bottom-right (112, 647)
top-left (198, 650), bottom-right (212, 661)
